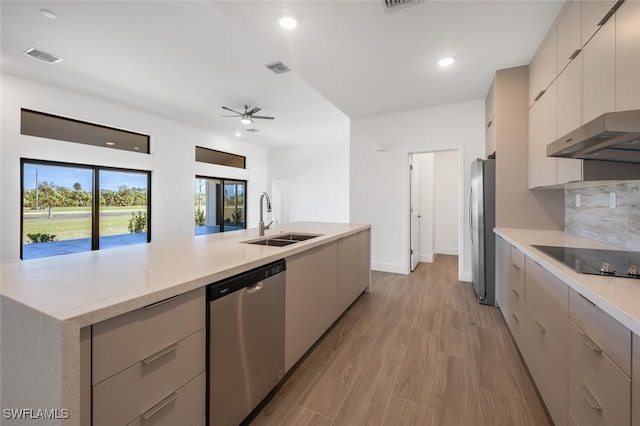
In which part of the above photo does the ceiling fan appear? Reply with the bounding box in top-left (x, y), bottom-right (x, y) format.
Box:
top-left (221, 105), bottom-right (275, 125)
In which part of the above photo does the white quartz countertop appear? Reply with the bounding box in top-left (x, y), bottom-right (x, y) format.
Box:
top-left (495, 228), bottom-right (640, 336)
top-left (1, 222), bottom-right (369, 326)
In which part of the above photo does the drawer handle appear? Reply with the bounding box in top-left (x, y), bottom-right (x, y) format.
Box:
top-left (511, 313), bottom-right (520, 324)
top-left (533, 90), bottom-right (545, 101)
top-left (245, 281), bottom-right (264, 294)
top-left (578, 292), bottom-right (596, 306)
top-left (512, 264), bottom-right (520, 271)
top-left (569, 49), bottom-right (582, 60)
top-left (141, 392), bottom-right (179, 420)
top-left (511, 288), bottom-right (520, 298)
top-left (534, 318), bottom-right (546, 333)
top-left (579, 384), bottom-right (603, 411)
top-left (145, 294), bottom-right (181, 309)
top-left (578, 332), bottom-right (602, 353)
top-left (142, 342), bottom-right (179, 365)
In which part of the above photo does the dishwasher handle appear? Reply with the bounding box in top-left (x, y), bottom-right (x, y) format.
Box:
top-left (207, 259), bottom-right (286, 301)
top-left (246, 281), bottom-right (264, 294)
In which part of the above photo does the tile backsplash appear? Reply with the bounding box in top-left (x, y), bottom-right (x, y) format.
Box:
top-left (565, 182), bottom-right (640, 250)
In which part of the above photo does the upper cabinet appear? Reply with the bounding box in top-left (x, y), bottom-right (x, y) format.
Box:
top-left (557, 1), bottom-right (583, 74)
top-left (528, 0), bottom-right (636, 188)
top-left (582, 13), bottom-right (615, 123)
top-left (582, 0), bottom-right (617, 45)
top-left (615, 0), bottom-right (640, 112)
top-left (529, 28), bottom-right (558, 107)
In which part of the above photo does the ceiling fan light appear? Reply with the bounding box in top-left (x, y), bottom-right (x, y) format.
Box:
top-left (240, 117), bottom-right (252, 125)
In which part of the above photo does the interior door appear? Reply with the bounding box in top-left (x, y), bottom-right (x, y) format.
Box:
top-left (410, 155), bottom-right (420, 271)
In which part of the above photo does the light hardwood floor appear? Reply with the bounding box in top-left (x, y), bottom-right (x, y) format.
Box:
top-left (250, 255), bottom-right (551, 426)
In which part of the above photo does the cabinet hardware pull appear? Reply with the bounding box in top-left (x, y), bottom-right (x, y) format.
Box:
top-left (578, 332), bottom-right (602, 353)
top-left (512, 264), bottom-right (520, 271)
top-left (579, 384), bottom-right (603, 411)
top-left (569, 49), bottom-right (582, 60)
top-left (598, 0), bottom-right (624, 26)
top-left (534, 318), bottom-right (546, 333)
top-left (534, 90), bottom-right (545, 101)
top-left (565, 137), bottom-right (573, 143)
top-left (141, 392), bottom-right (179, 420)
top-left (578, 292), bottom-right (596, 306)
top-left (511, 288), bottom-right (520, 298)
top-left (511, 313), bottom-right (520, 323)
top-left (487, 120), bottom-right (493, 128)
top-left (245, 281), bottom-right (264, 294)
top-left (142, 343), bottom-right (179, 365)
top-left (145, 294), bottom-right (181, 309)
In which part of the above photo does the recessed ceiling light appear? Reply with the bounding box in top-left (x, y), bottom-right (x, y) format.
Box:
top-left (235, 132), bottom-right (242, 137)
top-left (278, 15), bottom-right (298, 30)
top-left (40, 9), bottom-right (57, 19)
top-left (438, 57), bottom-right (455, 67)
top-left (105, 141), bottom-right (116, 146)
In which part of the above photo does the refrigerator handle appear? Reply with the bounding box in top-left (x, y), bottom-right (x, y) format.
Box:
top-left (469, 185), bottom-right (473, 243)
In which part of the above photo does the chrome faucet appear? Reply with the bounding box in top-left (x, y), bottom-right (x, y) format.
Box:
top-left (259, 192), bottom-right (273, 237)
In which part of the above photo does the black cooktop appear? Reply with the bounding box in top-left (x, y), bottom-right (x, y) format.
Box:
top-left (532, 245), bottom-right (640, 279)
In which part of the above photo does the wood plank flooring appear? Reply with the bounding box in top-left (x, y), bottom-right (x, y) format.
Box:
top-left (250, 255), bottom-right (551, 426)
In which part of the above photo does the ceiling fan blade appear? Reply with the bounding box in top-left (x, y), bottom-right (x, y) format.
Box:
top-left (222, 106), bottom-right (242, 115)
top-left (220, 115), bottom-right (240, 117)
top-left (248, 107), bottom-right (261, 115)
top-left (252, 115), bottom-right (275, 120)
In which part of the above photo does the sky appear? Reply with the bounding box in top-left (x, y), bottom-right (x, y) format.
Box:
top-left (23, 163), bottom-right (148, 191)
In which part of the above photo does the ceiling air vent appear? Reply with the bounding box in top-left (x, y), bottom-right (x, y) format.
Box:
top-left (245, 128), bottom-right (260, 133)
top-left (265, 61), bottom-right (290, 75)
top-left (382, 0), bottom-right (425, 13)
top-left (23, 47), bottom-right (63, 64)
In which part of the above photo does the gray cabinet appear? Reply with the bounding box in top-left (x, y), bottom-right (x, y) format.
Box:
top-left (285, 242), bottom-right (339, 372)
top-left (615, 0), bottom-right (640, 112)
top-left (338, 229), bottom-right (371, 313)
top-left (528, 81), bottom-right (558, 188)
top-left (529, 28), bottom-right (558, 108)
top-left (582, 0), bottom-right (617, 46)
top-left (583, 12), bottom-right (616, 124)
top-left (557, 0), bottom-right (582, 74)
top-left (91, 287), bottom-right (206, 426)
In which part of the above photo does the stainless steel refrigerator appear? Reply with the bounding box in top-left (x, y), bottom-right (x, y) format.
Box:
top-left (470, 158), bottom-right (496, 305)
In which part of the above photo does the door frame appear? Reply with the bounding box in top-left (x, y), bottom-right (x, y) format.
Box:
top-left (407, 148), bottom-right (462, 275)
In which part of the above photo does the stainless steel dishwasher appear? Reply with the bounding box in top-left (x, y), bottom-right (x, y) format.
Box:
top-left (207, 259), bottom-right (286, 426)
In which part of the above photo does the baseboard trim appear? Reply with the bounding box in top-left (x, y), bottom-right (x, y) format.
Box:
top-left (372, 262), bottom-right (408, 275)
top-left (435, 247), bottom-right (458, 256)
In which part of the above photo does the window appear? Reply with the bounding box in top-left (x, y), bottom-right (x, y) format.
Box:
top-left (21, 160), bottom-right (151, 260)
top-left (21, 109), bottom-right (150, 154)
top-left (195, 177), bottom-right (246, 235)
top-left (195, 146), bottom-right (246, 169)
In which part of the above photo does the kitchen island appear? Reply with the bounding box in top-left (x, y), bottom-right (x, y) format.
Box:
top-left (0, 222), bottom-right (370, 426)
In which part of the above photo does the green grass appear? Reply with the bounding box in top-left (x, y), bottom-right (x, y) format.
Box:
top-left (23, 208), bottom-right (147, 242)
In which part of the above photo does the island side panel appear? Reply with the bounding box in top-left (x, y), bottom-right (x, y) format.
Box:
top-left (1, 296), bottom-right (64, 425)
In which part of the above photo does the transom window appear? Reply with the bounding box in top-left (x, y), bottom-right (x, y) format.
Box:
top-left (21, 159), bottom-right (151, 259)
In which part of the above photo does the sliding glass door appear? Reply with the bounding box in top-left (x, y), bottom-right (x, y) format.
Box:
top-left (195, 176), bottom-right (246, 235)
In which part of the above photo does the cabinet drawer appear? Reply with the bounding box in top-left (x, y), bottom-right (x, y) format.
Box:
top-left (568, 320), bottom-right (630, 426)
top-left (524, 258), bottom-right (568, 356)
top-left (569, 288), bottom-right (631, 376)
top-left (93, 329), bottom-right (205, 426)
top-left (523, 306), bottom-right (567, 426)
top-left (126, 372), bottom-right (206, 426)
top-left (511, 246), bottom-right (525, 271)
top-left (506, 289), bottom-right (524, 347)
top-left (509, 259), bottom-right (525, 298)
top-left (93, 287), bottom-right (205, 384)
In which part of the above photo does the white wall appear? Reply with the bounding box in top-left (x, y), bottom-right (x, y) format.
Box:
top-left (434, 150), bottom-right (459, 255)
top-left (350, 100), bottom-right (484, 280)
top-left (1, 73), bottom-right (268, 262)
top-left (267, 124), bottom-right (350, 223)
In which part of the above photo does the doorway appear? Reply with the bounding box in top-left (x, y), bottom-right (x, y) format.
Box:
top-left (409, 150), bottom-right (460, 272)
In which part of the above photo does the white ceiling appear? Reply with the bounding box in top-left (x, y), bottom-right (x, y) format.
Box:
top-left (1, 0), bottom-right (563, 148)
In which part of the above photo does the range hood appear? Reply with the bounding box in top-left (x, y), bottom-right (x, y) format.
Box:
top-left (547, 110), bottom-right (640, 163)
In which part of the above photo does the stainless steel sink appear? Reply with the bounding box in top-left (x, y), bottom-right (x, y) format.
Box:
top-left (244, 238), bottom-right (298, 247)
top-left (242, 233), bottom-right (322, 247)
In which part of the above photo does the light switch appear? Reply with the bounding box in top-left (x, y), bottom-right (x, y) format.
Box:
top-left (610, 192), bottom-right (617, 209)
top-left (575, 194), bottom-right (581, 207)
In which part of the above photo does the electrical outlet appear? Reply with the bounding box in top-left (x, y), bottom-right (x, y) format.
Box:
top-left (610, 192), bottom-right (617, 209)
top-left (576, 194), bottom-right (581, 207)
